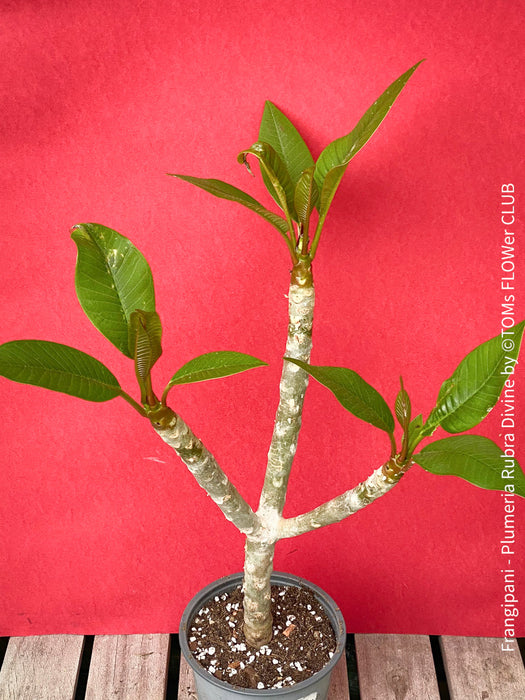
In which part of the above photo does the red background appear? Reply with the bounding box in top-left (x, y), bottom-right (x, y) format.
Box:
top-left (1, 0), bottom-right (523, 637)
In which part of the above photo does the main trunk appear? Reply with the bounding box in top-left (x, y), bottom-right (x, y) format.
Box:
top-left (242, 259), bottom-right (314, 647)
top-left (242, 538), bottom-right (276, 647)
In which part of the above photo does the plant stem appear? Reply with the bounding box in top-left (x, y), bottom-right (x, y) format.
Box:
top-left (243, 538), bottom-right (276, 646)
top-left (309, 213), bottom-right (327, 259)
top-left (257, 259), bottom-right (315, 520)
top-left (119, 390), bottom-right (148, 416)
top-left (277, 464), bottom-right (406, 539)
top-left (241, 259), bottom-right (314, 647)
top-left (389, 432), bottom-right (397, 458)
top-left (150, 406), bottom-right (260, 536)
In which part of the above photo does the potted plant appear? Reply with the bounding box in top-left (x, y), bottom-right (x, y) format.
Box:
top-left (0, 60), bottom-right (523, 698)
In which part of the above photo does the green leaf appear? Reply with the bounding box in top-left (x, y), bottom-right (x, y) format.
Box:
top-left (294, 166), bottom-right (319, 230)
top-left (0, 340), bottom-right (122, 402)
top-left (258, 101), bottom-right (315, 186)
top-left (314, 60), bottom-right (424, 194)
top-left (164, 351), bottom-right (267, 395)
top-left (424, 321), bottom-right (524, 435)
top-left (71, 223), bottom-right (156, 358)
top-left (309, 164), bottom-right (348, 258)
top-left (407, 414), bottom-right (423, 455)
top-left (238, 142), bottom-right (297, 222)
top-left (414, 435), bottom-right (525, 497)
top-left (169, 174), bottom-right (289, 238)
top-left (285, 358), bottom-right (395, 433)
top-left (317, 163), bottom-right (348, 218)
top-left (394, 378), bottom-right (411, 430)
top-left (128, 310), bottom-right (162, 379)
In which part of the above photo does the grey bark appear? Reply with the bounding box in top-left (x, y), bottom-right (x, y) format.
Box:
top-left (242, 261), bottom-right (315, 645)
top-left (278, 466), bottom-right (402, 539)
top-left (152, 408), bottom-right (260, 536)
top-left (257, 261), bottom-right (315, 520)
top-left (242, 538), bottom-right (275, 647)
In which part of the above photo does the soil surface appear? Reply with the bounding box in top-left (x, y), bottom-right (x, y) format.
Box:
top-left (187, 583), bottom-right (337, 690)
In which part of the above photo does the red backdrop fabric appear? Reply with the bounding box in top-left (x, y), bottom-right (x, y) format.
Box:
top-left (1, 0), bottom-right (523, 637)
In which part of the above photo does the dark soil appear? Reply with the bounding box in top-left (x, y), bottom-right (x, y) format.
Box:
top-left (187, 583), bottom-right (337, 690)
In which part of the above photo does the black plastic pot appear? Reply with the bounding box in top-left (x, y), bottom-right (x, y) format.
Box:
top-left (179, 571), bottom-right (346, 699)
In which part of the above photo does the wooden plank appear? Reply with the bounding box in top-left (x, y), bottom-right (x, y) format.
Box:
top-left (327, 653), bottom-right (351, 698)
top-left (440, 636), bottom-right (525, 700)
top-left (85, 633), bottom-right (170, 699)
top-left (355, 634), bottom-right (440, 699)
top-left (0, 635), bottom-right (84, 700)
top-left (178, 653), bottom-right (350, 698)
top-left (178, 655), bottom-right (196, 699)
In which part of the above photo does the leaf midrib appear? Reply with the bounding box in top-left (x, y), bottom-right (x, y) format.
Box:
top-left (170, 362), bottom-right (262, 386)
top-left (420, 447), bottom-right (492, 467)
top-left (102, 240), bottom-right (133, 327)
top-left (267, 105), bottom-right (312, 182)
top-left (8, 358), bottom-right (120, 391)
top-left (78, 234), bottom-right (129, 331)
top-left (330, 380), bottom-right (390, 428)
top-left (296, 361), bottom-right (393, 432)
top-left (436, 351), bottom-right (504, 426)
top-left (87, 230), bottom-right (135, 321)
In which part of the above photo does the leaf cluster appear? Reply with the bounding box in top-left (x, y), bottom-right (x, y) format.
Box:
top-left (170, 61), bottom-right (424, 263)
top-left (0, 223), bottom-right (267, 420)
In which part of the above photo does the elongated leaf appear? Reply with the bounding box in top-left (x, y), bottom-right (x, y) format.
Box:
top-left (294, 166), bottom-right (319, 229)
top-left (395, 378), bottom-right (411, 430)
top-left (238, 142), bottom-right (297, 222)
top-left (318, 162), bottom-right (347, 218)
top-left (286, 358), bottom-right (395, 433)
top-left (165, 351), bottom-right (267, 391)
top-left (414, 435), bottom-right (525, 497)
top-left (72, 223), bottom-right (156, 358)
top-left (169, 174), bottom-right (289, 237)
top-left (310, 163), bottom-right (347, 256)
top-left (407, 414), bottom-right (423, 455)
top-left (314, 61), bottom-right (424, 194)
top-left (0, 340), bottom-right (121, 402)
top-left (258, 101), bottom-right (314, 187)
top-left (424, 321), bottom-right (524, 435)
top-left (128, 310), bottom-right (163, 381)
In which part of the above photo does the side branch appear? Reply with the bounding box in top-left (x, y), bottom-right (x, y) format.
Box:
top-left (150, 407), bottom-right (260, 536)
top-left (277, 463), bottom-right (408, 539)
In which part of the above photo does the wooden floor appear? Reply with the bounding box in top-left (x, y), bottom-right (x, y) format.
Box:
top-left (0, 634), bottom-right (524, 699)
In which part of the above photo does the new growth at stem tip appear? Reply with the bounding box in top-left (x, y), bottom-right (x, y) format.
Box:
top-left (171, 60), bottom-right (425, 265)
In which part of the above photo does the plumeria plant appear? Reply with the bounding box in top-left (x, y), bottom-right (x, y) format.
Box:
top-left (1, 61), bottom-right (524, 650)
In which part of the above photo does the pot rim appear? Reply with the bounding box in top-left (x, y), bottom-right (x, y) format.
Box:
top-left (179, 570), bottom-right (346, 696)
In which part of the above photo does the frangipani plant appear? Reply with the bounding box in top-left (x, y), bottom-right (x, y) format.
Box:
top-left (0, 61), bottom-right (523, 654)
